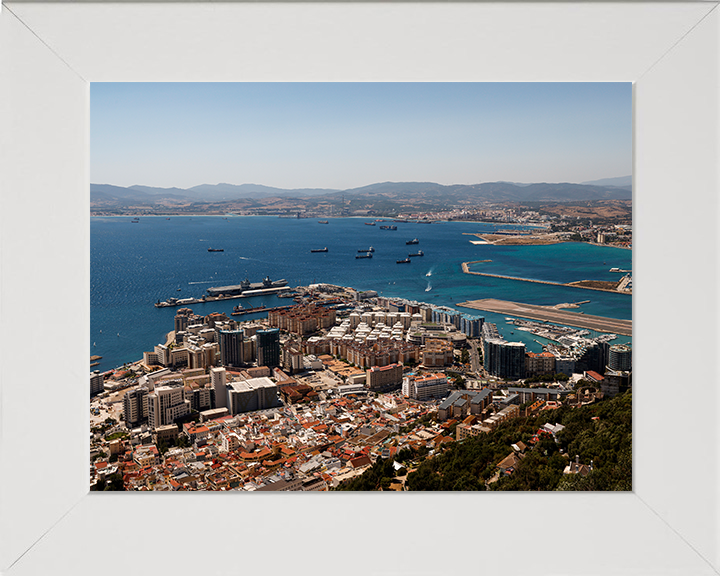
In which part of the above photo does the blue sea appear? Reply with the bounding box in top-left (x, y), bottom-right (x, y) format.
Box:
top-left (91, 216), bottom-right (632, 371)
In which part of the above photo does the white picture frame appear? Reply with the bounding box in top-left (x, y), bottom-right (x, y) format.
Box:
top-left (1, 2), bottom-right (718, 575)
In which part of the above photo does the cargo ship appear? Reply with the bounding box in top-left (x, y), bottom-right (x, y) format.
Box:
top-left (311, 247), bottom-right (328, 253)
top-left (207, 248), bottom-right (224, 252)
top-left (357, 246), bottom-right (375, 252)
top-left (356, 252), bottom-right (373, 259)
top-left (365, 222), bottom-right (376, 226)
top-left (396, 258), bottom-right (411, 264)
top-left (408, 250), bottom-right (424, 257)
top-left (318, 220), bottom-right (329, 224)
top-left (380, 225), bottom-right (398, 230)
top-left (406, 238), bottom-right (419, 245)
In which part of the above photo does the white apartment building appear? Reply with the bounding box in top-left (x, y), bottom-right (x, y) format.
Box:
top-left (146, 381), bottom-right (191, 430)
top-left (404, 373), bottom-right (449, 401)
top-left (211, 366), bottom-right (228, 409)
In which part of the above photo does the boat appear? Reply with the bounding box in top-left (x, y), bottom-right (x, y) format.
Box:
top-left (406, 238), bottom-right (419, 245)
top-left (318, 220), bottom-right (329, 224)
top-left (396, 258), bottom-right (411, 264)
top-left (356, 252), bottom-right (373, 259)
top-left (408, 250), bottom-right (424, 257)
top-left (231, 304), bottom-right (267, 316)
top-left (208, 248), bottom-right (224, 252)
top-left (357, 247), bottom-right (375, 253)
top-left (311, 247), bottom-right (328, 253)
top-left (426, 271), bottom-right (432, 277)
top-left (365, 222), bottom-right (376, 226)
top-left (155, 296), bottom-right (205, 308)
top-left (379, 225), bottom-right (397, 230)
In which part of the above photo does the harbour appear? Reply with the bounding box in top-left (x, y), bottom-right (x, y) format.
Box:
top-left (92, 216), bottom-right (632, 370)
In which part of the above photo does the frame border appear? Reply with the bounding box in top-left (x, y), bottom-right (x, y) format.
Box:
top-left (1, 3), bottom-right (718, 575)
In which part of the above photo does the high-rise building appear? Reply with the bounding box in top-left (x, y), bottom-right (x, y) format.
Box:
top-left (608, 344), bottom-right (632, 372)
top-left (219, 329), bottom-right (246, 367)
top-left (90, 371), bottom-right (104, 396)
top-left (211, 367), bottom-right (228, 409)
top-left (123, 387), bottom-right (149, 428)
top-left (146, 381), bottom-right (191, 430)
top-left (256, 328), bottom-right (281, 368)
top-left (484, 338), bottom-right (526, 380)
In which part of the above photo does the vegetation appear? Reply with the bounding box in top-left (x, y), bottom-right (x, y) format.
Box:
top-left (334, 392), bottom-right (631, 491)
top-left (92, 472), bottom-right (124, 491)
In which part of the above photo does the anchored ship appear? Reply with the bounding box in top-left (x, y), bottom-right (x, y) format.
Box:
top-left (311, 247), bottom-right (328, 253)
top-left (406, 238), bottom-right (419, 245)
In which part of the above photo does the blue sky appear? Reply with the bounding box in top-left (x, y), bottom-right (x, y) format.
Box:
top-left (91, 82), bottom-right (631, 190)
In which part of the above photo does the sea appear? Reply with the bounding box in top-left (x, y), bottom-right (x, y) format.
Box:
top-left (91, 216), bottom-right (632, 371)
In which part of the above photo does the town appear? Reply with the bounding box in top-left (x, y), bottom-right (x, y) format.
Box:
top-left (90, 283), bottom-right (632, 491)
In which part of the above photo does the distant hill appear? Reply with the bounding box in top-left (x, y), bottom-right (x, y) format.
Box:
top-left (188, 183), bottom-right (340, 200)
top-left (581, 175), bottom-right (632, 188)
top-left (91, 178), bottom-right (632, 210)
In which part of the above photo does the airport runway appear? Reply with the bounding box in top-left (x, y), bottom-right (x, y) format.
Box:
top-left (457, 298), bottom-right (632, 336)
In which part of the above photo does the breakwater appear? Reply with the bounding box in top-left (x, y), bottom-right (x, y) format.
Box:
top-left (461, 261), bottom-right (630, 295)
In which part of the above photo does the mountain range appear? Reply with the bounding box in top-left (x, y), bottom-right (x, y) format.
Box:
top-left (91, 178), bottom-right (632, 206)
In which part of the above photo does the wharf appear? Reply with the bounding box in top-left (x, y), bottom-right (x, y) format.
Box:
top-left (155, 286), bottom-right (291, 308)
top-left (457, 298), bottom-right (632, 336)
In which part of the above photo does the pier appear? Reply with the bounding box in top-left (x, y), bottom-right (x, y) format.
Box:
top-left (461, 261), bottom-right (630, 295)
top-left (457, 298), bottom-right (632, 336)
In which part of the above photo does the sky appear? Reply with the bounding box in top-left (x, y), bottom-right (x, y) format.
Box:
top-left (91, 82), bottom-right (632, 190)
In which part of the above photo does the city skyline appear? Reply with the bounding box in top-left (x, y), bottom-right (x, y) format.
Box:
top-left (91, 82), bottom-right (632, 190)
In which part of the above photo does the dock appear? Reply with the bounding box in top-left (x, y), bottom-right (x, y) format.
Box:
top-left (457, 298), bottom-right (632, 336)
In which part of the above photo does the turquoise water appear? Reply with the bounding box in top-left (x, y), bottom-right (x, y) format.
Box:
top-left (91, 216), bottom-right (632, 370)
